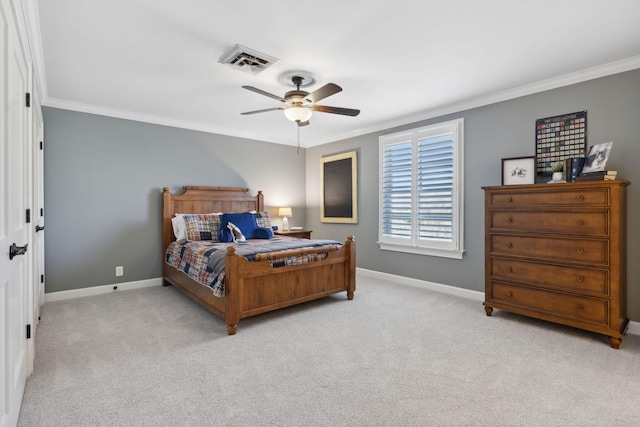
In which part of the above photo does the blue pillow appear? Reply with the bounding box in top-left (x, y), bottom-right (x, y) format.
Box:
top-left (218, 213), bottom-right (273, 242)
top-left (253, 227), bottom-right (272, 239)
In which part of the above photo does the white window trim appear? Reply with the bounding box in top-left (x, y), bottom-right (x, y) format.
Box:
top-left (378, 118), bottom-right (465, 259)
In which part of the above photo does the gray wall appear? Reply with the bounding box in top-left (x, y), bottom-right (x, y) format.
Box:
top-left (43, 108), bottom-right (307, 293)
top-left (305, 69), bottom-right (640, 321)
top-left (44, 69), bottom-right (640, 321)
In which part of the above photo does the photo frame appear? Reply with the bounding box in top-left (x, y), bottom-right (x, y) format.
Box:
top-left (581, 141), bottom-right (613, 174)
top-left (320, 151), bottom-right (358, 223)
top-left (502, 156), bottom-right (536, 185)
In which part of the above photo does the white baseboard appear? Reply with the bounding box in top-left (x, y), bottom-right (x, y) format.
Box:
top-left (356, 267), bottom-right (640, 337)
top-left (44, 277), bottom-right (163, 303)
top-left (628, 320), bottom-right (640, 336)
top-left (356, 267), bottom-right (484, 301)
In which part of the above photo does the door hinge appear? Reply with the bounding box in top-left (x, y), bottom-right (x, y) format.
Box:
top-left (40, 140), bottom-right (43, 150)
top-left (40, 208), bottom-right (44, 217)
top-left (26, 324), bottom-right (31, 339)
top-left (26, 208), bottom-right (31, 223)
top-left (40, 274), bottom-right (44, 283)
top-left (26, 93), bottom-right (31, 107)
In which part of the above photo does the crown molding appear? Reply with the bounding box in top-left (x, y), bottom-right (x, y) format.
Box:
top-left (307, 55), bottom-right (640, 147)
top-left (41, 51), bottom-right (640, 148)
top-left (43, 97), bottom-right (300, 147)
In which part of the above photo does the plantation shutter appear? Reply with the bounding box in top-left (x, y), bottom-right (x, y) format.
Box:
top-left (381, 141), bottom-right (413, 239)
top-left (378, 118), bottom-right (463, 259)
top-left (417, 133), bottom-right (454, 243)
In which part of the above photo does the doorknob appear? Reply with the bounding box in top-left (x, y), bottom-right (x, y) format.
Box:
top-left (36, 225), bottom-right (45, 233)
top-left (9, 243), bottom-right (28, 260)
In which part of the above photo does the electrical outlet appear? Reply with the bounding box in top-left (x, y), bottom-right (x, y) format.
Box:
top-left (115, 266), bottom-right (124, 277)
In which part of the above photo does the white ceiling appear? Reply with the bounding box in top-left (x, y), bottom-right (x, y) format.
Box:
top-left (28, 0), bottom-right (640, 147)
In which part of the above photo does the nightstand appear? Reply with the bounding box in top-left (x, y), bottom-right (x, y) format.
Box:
top-left (274, 230), bottom-right (312, 239)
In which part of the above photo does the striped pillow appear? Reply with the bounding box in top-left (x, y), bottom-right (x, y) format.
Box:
top-left (183, 214), bottom-right (221, 241)
top-left (254, 211), bottom-right (272, 229)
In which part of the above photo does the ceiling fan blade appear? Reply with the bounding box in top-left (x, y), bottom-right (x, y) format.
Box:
top-left (297, 120), bottom-right (310, 127)
top-left (305, 83), bottom-right (342, 103)
top-left (311, 105), bottom-right (360, 116)
top-left (241, 107), bottom-right (286, 115)
top-left (242, 86), bottom-right (286, 103)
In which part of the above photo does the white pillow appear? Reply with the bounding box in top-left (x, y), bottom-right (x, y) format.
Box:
top-left (171, 215), bottom-right (187, 240)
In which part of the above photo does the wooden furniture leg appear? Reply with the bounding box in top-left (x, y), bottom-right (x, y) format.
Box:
top-left (608, 337), bottom-right (622, 349)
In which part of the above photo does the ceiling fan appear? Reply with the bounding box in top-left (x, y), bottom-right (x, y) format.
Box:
top-left (240, 74), bottom-right (360, 127)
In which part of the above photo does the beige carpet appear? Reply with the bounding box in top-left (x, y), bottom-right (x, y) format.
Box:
top-left (19, 276), bottom-right (640, 426)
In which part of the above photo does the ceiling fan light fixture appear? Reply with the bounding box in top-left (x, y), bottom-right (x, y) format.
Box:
top-left (284, 106), bottom-right (312, 122)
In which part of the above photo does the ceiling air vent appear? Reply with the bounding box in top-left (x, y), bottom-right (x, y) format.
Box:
top-left (219, 44), bottom-right (279, 75)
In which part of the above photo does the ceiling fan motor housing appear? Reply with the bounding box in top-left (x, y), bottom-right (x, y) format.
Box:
top-left (285, 89), bottom-right (310, 105)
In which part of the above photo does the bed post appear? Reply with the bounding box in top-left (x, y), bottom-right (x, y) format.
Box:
top-left (256, 190), bottom-right (264, 211)
top-left (225, 246), bottom-right (241, 335)
top-left (162, 187), bottom-right (174, 287)
top-left (345, 235), bottom-right (356, 300)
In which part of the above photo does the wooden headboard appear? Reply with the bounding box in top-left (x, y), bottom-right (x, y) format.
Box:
top-left (162, 186), bottom-right (264, 253)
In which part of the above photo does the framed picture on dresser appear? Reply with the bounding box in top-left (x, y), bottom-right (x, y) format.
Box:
top-left (502, 156), bottom-right (535, 185)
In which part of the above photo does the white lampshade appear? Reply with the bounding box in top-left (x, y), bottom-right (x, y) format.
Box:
top-left (278, 207), bottom-right (292, 231)
top-left (278, 207), bottom-right (292, 217)
top-left (284, 106), bottom-right (312, 123)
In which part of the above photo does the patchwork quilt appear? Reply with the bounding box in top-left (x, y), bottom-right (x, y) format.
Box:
top-left (165, 236), bottom-right (342, 297)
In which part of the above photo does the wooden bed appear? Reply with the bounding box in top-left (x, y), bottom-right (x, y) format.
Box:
top-left (162, 186), bottom-right (356, 334)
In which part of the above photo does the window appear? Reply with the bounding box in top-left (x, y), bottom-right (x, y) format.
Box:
top-left (378, 118), bottom-right (464, 259)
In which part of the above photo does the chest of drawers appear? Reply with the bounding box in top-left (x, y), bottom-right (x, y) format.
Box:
top-left (482, 180), bottom-right (629, 348)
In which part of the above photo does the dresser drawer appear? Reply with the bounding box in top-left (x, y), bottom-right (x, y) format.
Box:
top-left (489, 281), bottom-right (609, 325)
top-left (489, 188), bottom-right (609, 207)
top-left (490, 258), bottom-right (609, 296)
top-left (490, 234), bottom-right (609, 265)
top-left (489, 210), bottom-right (608, 236)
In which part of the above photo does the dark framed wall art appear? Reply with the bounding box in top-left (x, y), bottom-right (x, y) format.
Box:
top-left (320, 151), bottom-right (358, 223)
top-left (535, 110), bottom-right (587, 183)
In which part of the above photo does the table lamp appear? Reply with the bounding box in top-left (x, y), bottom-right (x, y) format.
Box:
top-left (278, 207), bottom-right (292, 231)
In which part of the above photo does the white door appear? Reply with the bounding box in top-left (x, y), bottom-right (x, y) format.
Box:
top-left (1, 0), bottom-right (33, 424)
top-left (29, 102), bottom-right (44, 377)
top-left (33, 107), bottom-right (44, 322)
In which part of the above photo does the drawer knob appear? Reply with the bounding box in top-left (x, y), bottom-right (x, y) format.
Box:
top-left (506, 242), bottom-right (513, 248)
top-left (505, 291), bottom-right (513, 297)
top-left (576, 248), bottom-right (584, 254)
top-left (576, 276), bottom-right (584, 282)
top-left (576, 304), bottom-right (584, 311)
top-left (577, 195), bottom-right (585, 201)
top-left (576, 219), bottom-right (585, 225)
top-left (506, 266), bottom-right (513, 272)
top-left (507, 197), bottom-right (513, 202)
top-left (505, 217), bottom-right (513, 223)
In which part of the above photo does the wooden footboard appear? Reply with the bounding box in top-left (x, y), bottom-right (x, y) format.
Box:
top-left (223, 236), bottom-right (355, 334)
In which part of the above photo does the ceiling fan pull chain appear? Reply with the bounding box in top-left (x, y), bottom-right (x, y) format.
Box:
top-left (297, 125), bottom-right (300, 154)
